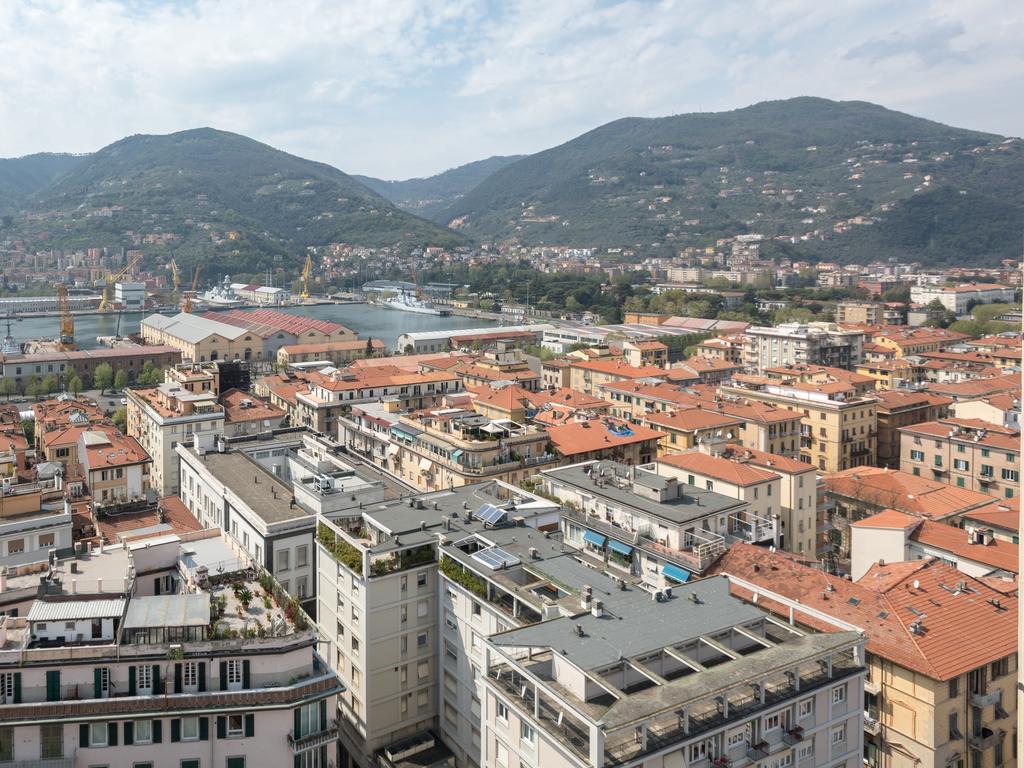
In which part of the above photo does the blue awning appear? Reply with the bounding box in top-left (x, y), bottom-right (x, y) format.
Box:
top-left (583, 531), bottom-right (606, 547)
top-left (451, 449), bottom-right (464, 460)
top-left (663, 563), bottom-right (691, 583)
top-left (608, 539), bottom-right (633, 557)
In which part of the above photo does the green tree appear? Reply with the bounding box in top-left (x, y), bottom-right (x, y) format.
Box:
top-left (0, 377), bottom-right (15, 401)
top-left (136, 361), bottom-right (163, 386)
top-left (21, 419), bottom-right (34, 445)
top-left (114, 369), bottom-right (128, 390)
top-left (66, 371), bottom-right (82, 397)
top-left (41, 374), bottom-right (58, 395)
top-left (23, 375), bottom-right (42, 398)
top-left (112, 407), bottom-right (127, 433)
top-left (94, 362), bottom-right (114, 393)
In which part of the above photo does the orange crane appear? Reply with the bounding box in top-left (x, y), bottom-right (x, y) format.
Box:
top-left (97, 253), bottom-right (142, 312)
top-left (56, 285), bottom-right (75, 350)
top-left (181, 265), bottom-right (202, 313)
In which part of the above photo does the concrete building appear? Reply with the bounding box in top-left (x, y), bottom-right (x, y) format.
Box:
top-left (0, 530), bottom-right (342, 768)
top-left (0, 472), bottom-right (72, 576)
top-left (909, 283), bottom-right (1015, 314)
top-left (397, 325), bottom-right (552, 355)
top-left (566, 359), bottom-right (668, 397)
top-left (873, 390), bottom-right (953, 469)
top-left (0, 346), bottom-right (181, 392)
top-left (114, 281), bottom-right (147, 310)
top-left (899, 418), bottom-right (1020, 499)
top-left (744, 323), bottom-right (866, 372)
top-left (220, 389), bottom-right (287, 436)
top-left (277, 339), bottom-right (385, 367)
top-left (716, 544), bottom-right (1018, 768)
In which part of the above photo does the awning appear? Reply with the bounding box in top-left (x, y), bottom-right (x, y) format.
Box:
top-left (582, 531), bottom-right (606, 547)
top-left (387, 444), bottom-right (400, 456)
top-left (451, 449), bottom-right (464, 460)
top-left (419, 458), bottom-right (433, 472)
top-left (608, 539), bottom-right (633, 557)
top-left (663, 563), bottom-right (691, 583)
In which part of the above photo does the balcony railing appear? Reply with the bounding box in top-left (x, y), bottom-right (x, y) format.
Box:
top-left (971, 690), bottom-right (1002, 709)
top-left (0, 758), bottom-right (75, 768)
top-left (970, 727), bottom-right (1002, 751)
top-left (288, 719), bottom-right (340, 752)
top-left (864, 711), bottom-right (880, 735)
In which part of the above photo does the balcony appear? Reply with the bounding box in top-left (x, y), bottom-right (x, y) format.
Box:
top-left (0, 758), bottom-right (76, 768)
top-left (288, 719), bottom-right (340, 752)
top-left (864, 711), bottom-right (880, 735)
top-left (729, 512), bottom-right (775, 544)
top-left (971, 690), bottom-right (1002, 708)
top-left (970, 727), bottom-right (1002, 751)
top-left (783, 726), bottom-right (806, 746)
top-left (746, 741), bottom-right (769, 761)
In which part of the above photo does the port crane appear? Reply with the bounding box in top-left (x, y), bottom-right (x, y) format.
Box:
top-left (300, 255), bottom-right (313, 300)
top-left (97, 254), bottom-right (142, 312)
top-left (56, 284), bottom-right (76, 350)
top-left (169, 259), bottom-right (181, 294)
top-left (181, 265), bottom-right (202, 313)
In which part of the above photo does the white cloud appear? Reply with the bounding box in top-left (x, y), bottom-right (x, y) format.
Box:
top-left (0, 0), bottom-right (1020, 179)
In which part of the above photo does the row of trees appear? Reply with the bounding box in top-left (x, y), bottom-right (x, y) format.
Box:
top-left (0, 360), bottom-right (167, 400)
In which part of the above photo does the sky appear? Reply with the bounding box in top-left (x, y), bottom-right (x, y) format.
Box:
top-left (0, 0), bottom-right (1021, 179)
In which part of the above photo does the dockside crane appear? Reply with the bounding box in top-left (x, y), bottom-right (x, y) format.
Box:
top-left (300, 255), bottom-right (313, 300)
top-left (56, 284), bottom-right (76, 350)
top-left (181, 265), bottom-right (202, 313)
top-left (169, 259), bottom-right (181, 294)
top-left (97, 253), bottom-right (142, 312)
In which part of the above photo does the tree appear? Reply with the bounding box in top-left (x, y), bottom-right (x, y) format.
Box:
top-left (41, 374), bottom-right (58, 395)
top-left (364, 338), bottom-right (375, 358)
top-left (112, 407), bottom-right (127, 433)
top-left (0, 377), bottom-right (15, 401)
top-left (94, 363), bottom-right (114, 394)
top-left (114, 369), bottom-right (128, 391)
top-left (21, 419), bottom-right (34, 445)
top-left (136, 361), bottom-right (164, 386)
top-left (23, 375), bottom-right (42, 399)
top-left (66, 372), bottom-right (82, 397)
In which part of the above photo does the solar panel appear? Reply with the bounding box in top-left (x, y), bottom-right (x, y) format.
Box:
top-left (473, 503), bottom-right (507, 525)
top-left (472, 547), bottom-right (520, 570)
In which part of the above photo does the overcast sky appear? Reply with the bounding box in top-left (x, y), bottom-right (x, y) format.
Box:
top-left (1, 0), bottom-right (1021, 179)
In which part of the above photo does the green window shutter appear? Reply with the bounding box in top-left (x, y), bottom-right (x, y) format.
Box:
top-left (295, 756), bottom-right (302, 768)
top-left (182, 761), bottom-right (200, 768)
top-left (242, 660), bottom-right (251, 689)
top-left (79, 723), bottom-right (90, 748)
top-left (294, 707), bottom-right (302, 738)
top-left (199, 716), bottom-right (210, 741)
top-left (319, 699), bottom-right (327, 730)
top-left (174, 663), bottom-right (183, 693)
top-left (128, 666), bottom-right (137, 696)
top-left (12, 672), bottom-right (21, 704)
top-left (198, 662), bottom-right (206, 692)
top-left (152, 665), bottom-right (161, 695)
top-left (154, 577), bottom-right (161, 595)
top-left (124, 721), bottom-right (134, 745)
top-left (170, 719), bottom-right (181, 743)
top-left (152, 719), bottom-right (162, 744)
top-left (46, 670), bottom-right (60, 702)
top-left (227, 758), bottom-right (246, 768)
top-left (219, 661), bottom-right (228, 691)
top-left (107, 721), bottom-right (118, 746)
top-left (93, 668), bottom-right (102, 699)
top-left (216, 716), bottom-right (226, 739)
top-left (245, 713), bottom-right (255, 737)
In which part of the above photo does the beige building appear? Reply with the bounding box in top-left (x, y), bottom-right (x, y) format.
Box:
top-left (899, 418), bottom-right (1020, 499)
top-left (874, 390), bottom-right (953, 469)
top-left (277, 338), bottom-right (385, 367)
top-left (641, 408), bottom-right (745, 454)
top-left (566, 358), bottom-right (668, 396)
top-left (716, 544), bottom-right (1018, 768)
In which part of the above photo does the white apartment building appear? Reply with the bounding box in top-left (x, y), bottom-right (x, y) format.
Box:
top-left (744, 323), bottom-right (865, 372)
top-left (909, 283), bottom-right (1015, 314)
top-left (114, 281), bottom-right (147, 310)
top-left (0, 528), bottom-right (342, 768)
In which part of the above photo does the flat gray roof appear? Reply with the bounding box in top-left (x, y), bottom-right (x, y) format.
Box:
top-left (191, 448), bottom-right (312, 525)
top-left (544, 461), bottom-right (745, 525)
top-left (490, 576), bottom-right (764, 671)
top-left (123, 594), bottom-right (210, 629)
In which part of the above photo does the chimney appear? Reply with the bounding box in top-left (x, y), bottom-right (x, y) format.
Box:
top-left (581, 584), bottom-right (592, 609)
top-left (69, 579), bottom-right (76, 594)
top-left (591, 600), bottom-right (604, 618)
top-left (96, 578), bottom-right (102, 592)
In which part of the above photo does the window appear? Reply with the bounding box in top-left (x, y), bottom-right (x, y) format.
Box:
top-left (949, 711), bottom-right (962, 740)
top-left (226, 660), bottom-right (242, 688)
top-left (831, 724), bottom-right (846, 745)
top-left (296, 546), bottom-right (308, 568)
top-left (6, 538), bottom-right (24, 555)
top-left (138, 664), bottom-right (152, 693)
top-left (296, 701), bottom-right (323, 738)
top-left (135, 719), bottom-right (153, 744)
top-left (417, 572), bottom-right (427, 588)
top-left (90, 722), bottom-right (109, 747)
top-left (227, 714), bottom-right (244, 737)
top-left (296, 576), bottom-right (308, 599)
top-left (991, 657), bottom-right (1010, 679)
top-left (520, 721), bottom-right (536, 746)
top-left (417, 601), bottom-right (429, 619)
top-left (41, 723), bottom-right (63, 758)
top-left (417, 632), bottom-right (428, 648)
top-left (726, 728), bottom-right (746, 748)
top-left (982, 448), bottom-right (991, 457)
top-left (495, 741), bottom-right (509, 768)
top-left (831, 684), bottom-right (846, 705)
top-left (954, 459), bottom-right (969, 471)
top-left (764, 713), bottom-right (781, 731)
top-left (278, 549), bottom-right (290, 571)
top-left (0, 727), bottom-right (10, 762)
top-left (797, 742), bottom-right (814, 761)
top-left (1001, 468), bottom-right (1018, 481)
top-left (934, 455), bottom-right (943, 467)
top-left (182, 716), bottom-right (200, 741)
top-left (39, 532), bottom-right (55, 548)
top-left (183, 661), bottom-right (198, 689)
top-left (471, 602), bottom-right (481, 618)
top-left (949, 676), bottom-right (960, 699)
top-left (497, 701), bottom-right (509, 722)
top-left (909, 449), bottom-right (924, 461)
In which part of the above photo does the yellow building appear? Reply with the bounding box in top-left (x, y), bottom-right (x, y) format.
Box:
top-left (567, 358), bottom-right (668, 396)
top-left (640, 408), bottom-right (744, 455)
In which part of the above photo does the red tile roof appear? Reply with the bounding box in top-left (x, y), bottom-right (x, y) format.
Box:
top-left (659, 452), bottom-right (778, 486)
top-left (545, 418), bottom-right (662, 457)
top-left (825, 467), bottom-right (994, 519)
top-left (220, 389), bottom-right (286, 423)
top-left (910, 520), bottom-right (1019, 573)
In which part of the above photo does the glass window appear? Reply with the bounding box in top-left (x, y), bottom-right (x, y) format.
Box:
top-left (831, 684), bottom-right (846, 705)
top-left (182, 716), bottom-right (199, 741)
top-left (41, 724), bottom-right (63, 758)
top-left (520, 721), bottom-right (536, 745)
top-left (90, 722), bottom-right (108, 747)
top-left (135, 719), bottom-right (153, 744)
top-left (497, 701), bottom-right (508, 721)
top-left (227, 714), bottom-right (244, 737)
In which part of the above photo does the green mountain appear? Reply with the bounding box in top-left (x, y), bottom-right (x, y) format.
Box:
top-left (355, 155), bottom-right (524, 219)
top-left (0, 152), bottom-right (86, 211)
top-left (1, 128), bottom-right (463, 274)
top-left (435, 98), bottom-right (1023, 265)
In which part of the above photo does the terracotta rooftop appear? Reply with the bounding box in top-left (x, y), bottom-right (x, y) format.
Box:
top-left (825, 467), bottom-right (995, 519)
top-left (279, 339), bottom-right (384, 355)
top-left (873, 389), bottom-right (953, 411)
top-left (658, 451), bottom-right (778, 486)
top-left (644, 407), bottom-right (744, 433)
top-left (207, 308), bottom-right (349, 337)
top-left (568, 358), bottom-right (668, 378)
top-left (81, 429), bottom-right (150, 470)
top-left (960, 498), bottom-right (1020, 533)
top-left (220, 388), bottom-right (286, 423)
top-left (849, 509), bottom-right (920, 530)
top-left (926, 373), bottom-right (1020, 399)
top-left (545, 417), bottom-right (662, 457)
top-left (900, 418), bottom-right (1019, 451)
top-left (721, 444), bottom-right (817, 475)
top-left (910, 520), bottom-right (1019, 574)
top-left (95, 495), bottom-right (203, 544)
top-left (713, 543), bottom-right (1018, 681)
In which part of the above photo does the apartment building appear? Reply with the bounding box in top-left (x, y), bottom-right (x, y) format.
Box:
top-left (716, 545), bottom-right (1018, 768)
top-left (695, 334), bottom-right (747, 365)
top-left (952, 393), bottom-right (1021, 430)
top-left (899, 418), bottom-right (1020, 498)
top-left (79, 428), bottom-right (152, 512)
top-left (387, 407), bottom-right (557, 492)
top-left (854, 359), bottom-right (919, 390)
top-left (313, 481), bottom-right (561, 768)
top-left (177, 430), bottom-right (386, 610)
top-left (483, 573), bottom-right (866, 768)
top-left (424, 344), bottom-right (541, 392)
top-left (744, 323), bottom-right (865, 372)
top-left (0, 531), bottom-right (342, 768)
top-left (909, 283), bottom-right (1015, 314)
top-left (871, 327), bottom-right (971, 358)
top-left (621, 339), bottom-right (668, 368)
top-left (874, 390), bottom-right (952, 469)
top-left (835, 301), bottom-right (882, 325)
top-left (720, 373), bottom-right (877, 472)
top-left (544, 418), bottom-right (661, 466)
top-left (220, 389), bottom-right (286, 437)
top-left (277, 339), bottom-right (385, 367)
top-left (566, 359), bottom-right (668, 396)
top-left (126, 381), bottom-right (226, 496)
top-left (0, 472), bottom-right (72, 577)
